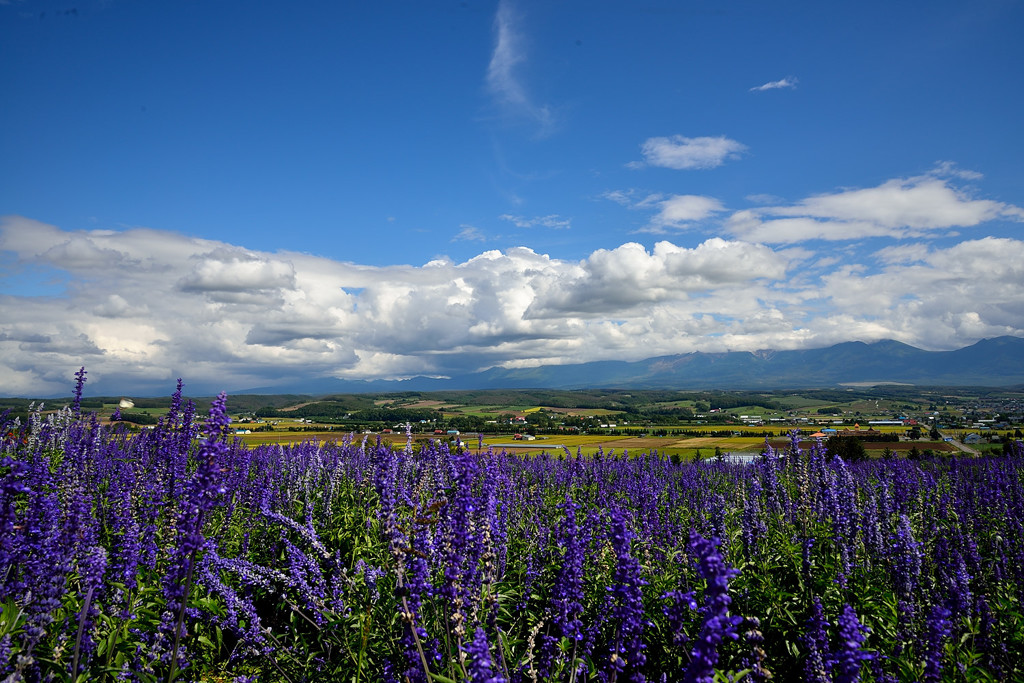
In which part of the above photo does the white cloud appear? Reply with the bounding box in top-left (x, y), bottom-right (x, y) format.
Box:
top-left (644, 195), bottom-right (725, 232)
top-left (486, 0), bottom-right (553, 133)
top-left (634, 135), bottom-right (747, 170)
top-left (813, 237), bottom-right (1024, 348)
top-left (726, 172), bottom-right (1024, 243)
top-left (3, 216), bottom-right (1024, 396)
top-left (178, 249), bottom-right (296, 294)
top-left (750, 76), bottom-right (798, 92)
top-left (499, 214), bottom-right (571, 229)
top-left (524, 238), bottom-right (790, 317)
top-left (453, 225), bottom-right (487, 242)
top-left (604, 192), bottom-right (725, 234)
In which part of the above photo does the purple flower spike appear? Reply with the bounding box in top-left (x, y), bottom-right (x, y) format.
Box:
top-left (72, 367), bottom-right (87, 415)
top-left (922, 604), bottom-right (951, 682)
top-left (462, 627), bottom-right (507, 683)
top-left (829, 604), bottom-right (873, 683)
top-left (608, 509), bottom-right (648, 681)
top-left (803, 597), bottom-right (830, 683)
top-left (683, 530), bottom-right (742, 683)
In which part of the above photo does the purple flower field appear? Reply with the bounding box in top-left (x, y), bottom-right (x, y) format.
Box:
top-left (2, 373), bottom-right (1023, 682)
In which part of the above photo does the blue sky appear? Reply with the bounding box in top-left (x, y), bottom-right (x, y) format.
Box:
top-left (2, 0), bottom-right (1023, 396)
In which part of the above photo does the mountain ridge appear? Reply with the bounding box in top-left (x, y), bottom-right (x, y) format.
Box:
top-left (234, 335), bottom-right (1024, 394)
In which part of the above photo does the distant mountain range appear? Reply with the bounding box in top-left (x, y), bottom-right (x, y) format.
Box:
top-left (238, 336), bottom-right (1024, 394)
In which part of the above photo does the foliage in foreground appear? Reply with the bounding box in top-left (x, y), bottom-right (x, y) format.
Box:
top-left (2, 372), bottom-right (1023, 682)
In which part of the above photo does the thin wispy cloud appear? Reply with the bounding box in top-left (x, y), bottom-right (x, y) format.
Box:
top-left (486, 0), bottom-right (553, 133)
top-left (750, 76), bottom-right (798, 92)
top-left (499, 214), bottom-right (571, 229)
top-left (453, 225), bottom-right (487, 242)
top-left (631, 135), bottom-right (747, 170)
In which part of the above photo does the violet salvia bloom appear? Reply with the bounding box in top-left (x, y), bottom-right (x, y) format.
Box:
top-left (860, 487), bottom-right (884, 563)
top-left (802, 597), bottom-right (831, 683)
top-left (922, 604), bottom-right (951, 682)
top-left (0, 455), bottom-right (29, 590)
top-left (0, 633), bottom-right (11, 675)
top-left (72, 545), bottom-right (108, 673)
top-left (462, 627), bottom-right (507, 683)
top-left (801, 536), bottom-right (816, 586)
top-left (281, 536), bottom-right (328, 617)
top-left (160, 393), bottom-right (230, 648)
top-left (890, 514), bottom-right (922, 604)
top-left (934, 536), bottom-right (973, 620)
top-left (741, 475), bottom-right (766, 562)
top-left (662, 590), bottom-right (698, 647)
top-left (198, 548), bottom-right (268, 655)
top-left (829, 604), bottom-right (873, 683)
top-left (192, 392), bottom-right (231, 510)
top-left (683, 530), bottom-right (742, 683)
top-left (354, 559), bottom-right (386, 603)
top-left (550, 495), bottom-right (586, 642)
top-left (974, 595), bottom-right (1005, 678)
top-left (607, 508), bottom-right (648, 681)
top-left (105, 463), bottom-right (141, 598)
top-left (72, 366), bottom-right (87, 416)
top-left (739, 616), bottom-right (771, 683)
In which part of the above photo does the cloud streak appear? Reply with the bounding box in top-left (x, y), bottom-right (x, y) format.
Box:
top-left (750, 76), bottom-right (798, 91)
top-left (486, 0), bottom-right (553, 133)
top-left (499, 214), bottom-right (571, 229)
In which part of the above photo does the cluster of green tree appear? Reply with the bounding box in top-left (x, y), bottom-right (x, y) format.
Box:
top-left (816, 406), bottom-right (844, 415)
top-left (1, 411), bottom-right (30, 424)
top-left (677, 429), bottom-right (762, 437)
top-left (255, 401), bottom-right (363, 419)
top-left (776, 388), bottom-right (874, 403)
top-left (116, 411), bottom-right (159, 425)
top-left (824, 434), bottom-right (868, 461)
top-left (842, 432), bottom-right (897, 443)
top-left (257, 402), bottom-right (444, 424)
top-left (0, 399), bottom-right (34, 411)
top-left (702, 393), bottom-right (783, 411)
top-left (218, 394), bottom-right (319, 413)
top-left (356, 407), bottom-right (444, 423)
top-left (613, 405), bottom-right (695, 424)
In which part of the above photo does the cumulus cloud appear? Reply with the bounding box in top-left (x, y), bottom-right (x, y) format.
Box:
top-left (525, 239), bottom-right (789, 317)
top-left (633, 135), bottom-right (747, 170)
top-left (3, 213), bottom-right (1024, 396)
top-left (750, 76), bottom-right (798, 91)
top-left (178, 249), bottom-right (296, 294)
top-left (486, 0), bottom-right (553, 133)
top-left (813, 237), bottom-right (1024, 348)
top-left (726, 171), bottom-right (1024, 243)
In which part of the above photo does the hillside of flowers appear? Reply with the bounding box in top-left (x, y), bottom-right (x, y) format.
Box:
top-left (2, 372), bottom-right (1023, 682)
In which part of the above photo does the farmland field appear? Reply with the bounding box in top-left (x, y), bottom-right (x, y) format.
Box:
top-left (3, 377), bottom-right (1024, 681)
